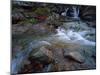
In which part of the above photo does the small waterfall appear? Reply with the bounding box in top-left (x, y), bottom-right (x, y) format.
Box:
top-left (72, 6), bottom-right (79, 19)
top-left (61, 8), bottom-right (69, 16)
top-left (61, 6), bottom-right (80, 20)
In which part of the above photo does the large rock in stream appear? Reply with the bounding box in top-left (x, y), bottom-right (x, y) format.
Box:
top-left (64, 51), bottom-right (85, 63)
top-left (30, 46), bottom-right (54, 63)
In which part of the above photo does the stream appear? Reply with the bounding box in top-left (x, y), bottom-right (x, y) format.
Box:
top-left (11, 20), bottom-right (96, 74)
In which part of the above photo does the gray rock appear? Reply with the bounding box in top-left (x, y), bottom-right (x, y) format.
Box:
top-left (64, 51), bottom-right (85, 63)
top-left (31, 46), bottom-right (53, 63)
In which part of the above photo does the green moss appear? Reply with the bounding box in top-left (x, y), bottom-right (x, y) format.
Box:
top-left (34, 7), bottom-right (50, 16)
top-left (18, 18), bottom-right (38, 25)
top-left (28, 18), bottom-right (38, 24)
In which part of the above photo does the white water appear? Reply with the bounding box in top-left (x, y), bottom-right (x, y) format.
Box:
top-left (56, 27), bottom-right (71, 40)
top-left (61, 8), bottom-right (69, 16)
top-left (72, 6), bottom-right (79, 19)
top-left (61, 6), bottom-right (79, 20)
top-left (55, 27), bottom-right (95, 46)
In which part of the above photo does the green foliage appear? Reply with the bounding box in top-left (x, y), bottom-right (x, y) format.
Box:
top-left (17, 18), bottom-right (38, 25)
top-left (34, 7), bottom-right (50, 16)
top-left (28, 18), bottom-right (38, 24)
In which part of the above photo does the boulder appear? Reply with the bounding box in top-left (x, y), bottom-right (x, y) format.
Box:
top-left (31, 46), bottom-right (53, 63)
top-left (64, 51), bottom-right (85, 63)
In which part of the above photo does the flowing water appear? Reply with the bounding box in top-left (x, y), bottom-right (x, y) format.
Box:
top-left (55, 27), bottom-right (95, 46)
top-left (72, 6), bottom-right (79, 19)
top-left (61, 6), bottom-right (80, 20)
top-left (12, 21), bottom-right (96, 74)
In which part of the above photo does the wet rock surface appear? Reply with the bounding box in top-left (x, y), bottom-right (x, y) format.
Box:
top-left (12, 1), bottom-right (96, 74)
top-left (64, 51), bottom-right (85, 63)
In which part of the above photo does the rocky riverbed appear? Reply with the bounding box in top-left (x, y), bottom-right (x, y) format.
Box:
top-left (11, 1), bottom-right (96, 74)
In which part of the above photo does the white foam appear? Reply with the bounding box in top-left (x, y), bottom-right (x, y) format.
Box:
top-left (55, 27), bottom-right (95, 46)
top-left (56, 28), bottom-right (71, 40)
